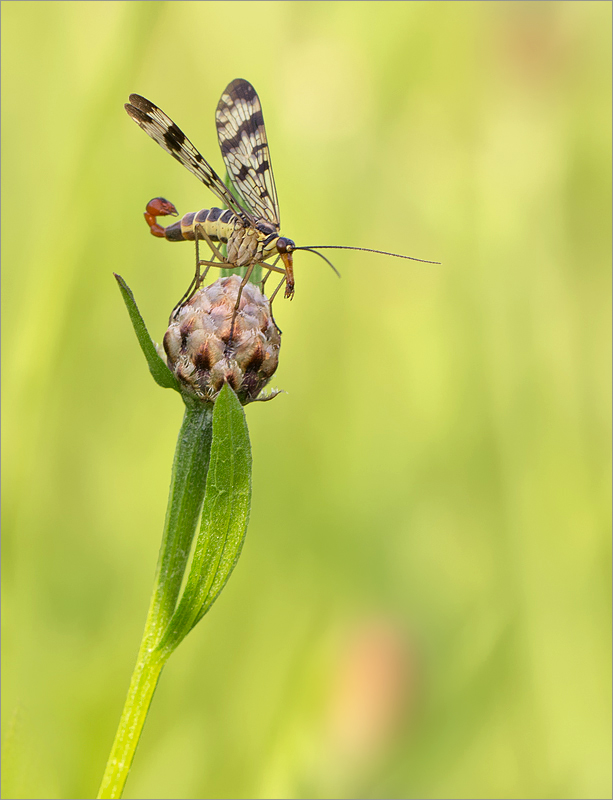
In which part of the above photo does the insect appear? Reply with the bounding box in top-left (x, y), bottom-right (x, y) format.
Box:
top-left (125, 79), bottom-right (437, 320)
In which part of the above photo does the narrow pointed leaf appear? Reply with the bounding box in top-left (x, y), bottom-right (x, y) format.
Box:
top-left (157, 383), bottom-right (252, 654)
top-left (114, 273), bottom-right (180, 391)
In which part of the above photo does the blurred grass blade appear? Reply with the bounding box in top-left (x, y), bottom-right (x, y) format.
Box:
top-left (114, 273), bottom-right (180, 391)
top-left (157, 383), bottom-right (252, 655)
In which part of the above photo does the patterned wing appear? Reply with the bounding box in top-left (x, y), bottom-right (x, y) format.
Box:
top-left (125, 94), bottom-right (253, 224)
top-left (216, 79), bottom-right (280, 227)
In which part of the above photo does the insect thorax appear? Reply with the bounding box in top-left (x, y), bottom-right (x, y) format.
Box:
top-left (163, 206), bottom-right (279, 267)
top-left (228, 222), bottom-right (279, 267)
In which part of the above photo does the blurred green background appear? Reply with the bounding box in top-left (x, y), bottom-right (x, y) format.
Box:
top-left (2, 2), bottom-right (611, 798)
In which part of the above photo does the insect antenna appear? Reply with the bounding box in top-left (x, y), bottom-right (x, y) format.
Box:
top-left (295, 245), bottom-right (440, 265)
top-left (293, 247), bottom-right (342, 277)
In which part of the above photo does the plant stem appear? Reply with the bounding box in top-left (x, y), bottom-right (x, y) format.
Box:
top-left (97, 647), bottom-right (165, 799)
top-left (97, 401), bottom-right (214, 798)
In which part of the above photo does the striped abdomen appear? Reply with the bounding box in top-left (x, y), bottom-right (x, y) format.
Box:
top-left (144, 197), bottom-right (279, 271)
top-left (163, 207), bottom-right (238, 244)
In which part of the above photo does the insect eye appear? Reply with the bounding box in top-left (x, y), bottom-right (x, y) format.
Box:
top-left (277, 237), bottom-right (295, 254)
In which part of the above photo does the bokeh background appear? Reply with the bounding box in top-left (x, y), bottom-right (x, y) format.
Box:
top-left (2, 2), bottom-right (611, 798)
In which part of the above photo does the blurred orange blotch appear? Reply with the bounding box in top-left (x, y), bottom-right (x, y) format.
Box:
top-left (326, 618), bottom-right (418, 763)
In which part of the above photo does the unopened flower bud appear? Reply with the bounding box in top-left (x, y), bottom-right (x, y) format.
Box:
top-left (163, 275), bottom-right (281, 404)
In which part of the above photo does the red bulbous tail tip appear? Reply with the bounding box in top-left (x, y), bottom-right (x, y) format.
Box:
top-left (144, 197), bottom-right (178, 238)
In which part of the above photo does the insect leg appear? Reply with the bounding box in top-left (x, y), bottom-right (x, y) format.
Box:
top-left (194, 223), bottom-right (231, 290)
top-left (170, 255), bottom-right (231, 319)
top-left (228, 263), bottom-right (257, 344)
top-left (265, 275), bottom-right (287, 334)
top-left (193, 224), bottom-right (203, 286)
top-left (171, 271), bottom-right (202, 318)
top-left (261, 268), bottom-right (274, 293)
top-left (172, 229), bottom-right (208, 312)
top-left (260, 255), bottom-right (284, 283)
top-left (268, 274), bottom-right (287, 304)
top-left (194, 223), bottom-right (227, 266)
top-left (171, 224), bottom-right (226, 316)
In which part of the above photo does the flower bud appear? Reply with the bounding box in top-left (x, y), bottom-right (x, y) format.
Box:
top-left (163, 275), bottom-right (281, 404)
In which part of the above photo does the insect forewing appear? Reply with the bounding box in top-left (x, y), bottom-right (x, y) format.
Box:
top-left (125, 94), bottom-right (252, 223)
top-left (216, 79), bottom-right (281, 227)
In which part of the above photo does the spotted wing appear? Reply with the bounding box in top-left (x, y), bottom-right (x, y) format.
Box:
top-left (215, 79), bottom-right (280, 227)
top-left (125, 94), bottom-right (253, 224)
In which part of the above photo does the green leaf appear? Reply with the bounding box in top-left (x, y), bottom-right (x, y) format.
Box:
top-left (114, 273), bottom-right (180, 391)
top-left (156, 383), bottom-right (252, 655)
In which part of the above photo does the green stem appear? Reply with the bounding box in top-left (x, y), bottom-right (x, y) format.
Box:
top-left (97, 401), bottom-right (213, 799)
top-left (96, 649), bottom-right (165, 799)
